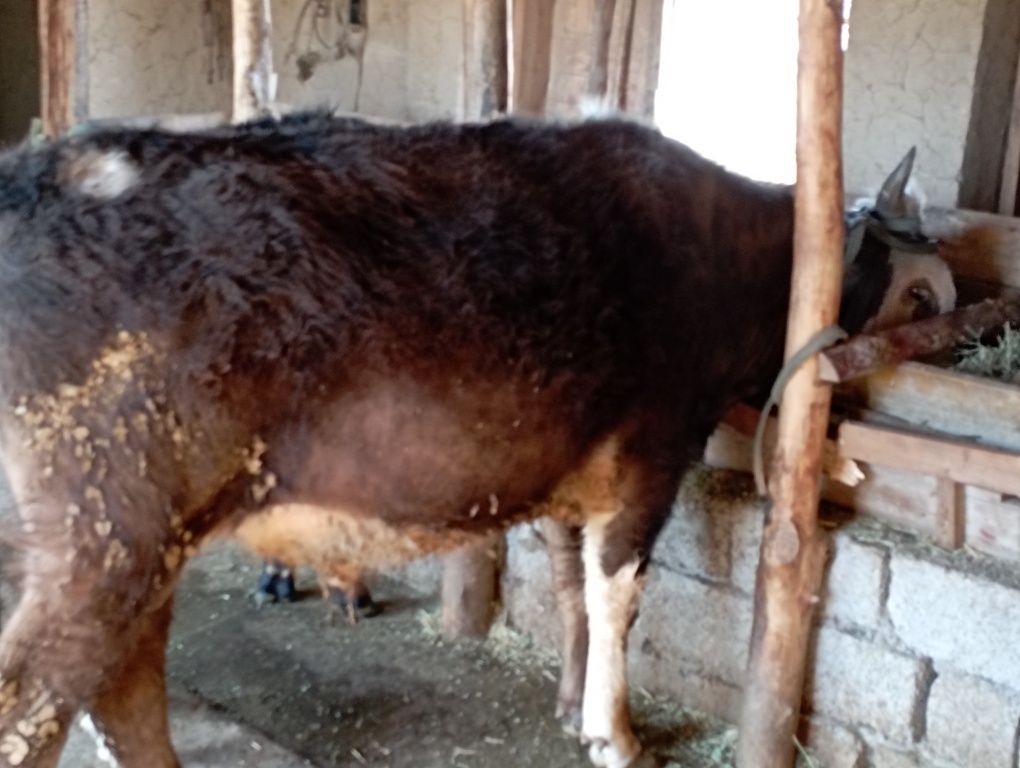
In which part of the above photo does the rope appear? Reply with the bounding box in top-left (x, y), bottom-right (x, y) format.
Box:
top-left (752, 324), bottom-right (848, 497)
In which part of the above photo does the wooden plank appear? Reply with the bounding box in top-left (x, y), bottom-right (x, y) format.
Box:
top-left (707, 418), bottom-right (1020, 562)
top-left (998, 51), bottom-right (1020, 216)
top-left (737, 0), bottom-right (844, 764)
top-left (934, 477), bottom-right (965, 550)
top-left (838, 421), bottom-right (1020, 498)
top-left (966, 487), bottom-right (1020, 562)
top-left (923, 206), bottom-right (1020, 289)
top-left (511, 0), bottom-right (556, 116)
top-left (710, 406), bottom-right (863, 487)
top-left (587, 0), bottom-right (618, 100)
top-left (842, 361), bottom-right (1020, 453)
top-left (38, 0), bottom-right (87, 137)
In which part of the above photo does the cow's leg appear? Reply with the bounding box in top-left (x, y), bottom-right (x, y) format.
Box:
top-left (541, 518), bottom-right (588, 735)
top-left (319, 564), bottom-right (378, 625)
top-left (0, 594), bottom-right (75, 768)
top-left (580, 448), bottom-right (684, 768)
top-left (252, 559), bottom-right (297, 607)
top-left (85, 601), bottom-right (178, 768)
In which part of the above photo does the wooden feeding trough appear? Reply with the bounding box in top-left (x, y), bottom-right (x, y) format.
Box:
top-left (708, 207), bottom-right (1020, 564)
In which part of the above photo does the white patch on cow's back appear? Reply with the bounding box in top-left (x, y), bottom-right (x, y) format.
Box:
top-left (63, 150), bottom-right (139, 200)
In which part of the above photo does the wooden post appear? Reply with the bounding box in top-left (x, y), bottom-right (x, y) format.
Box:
top-left (737, 1), bottom-right (845, 766)
top-left (998, 50), bottom-right (1020, 215)
top-left (587, 0), bottom-right (617, 100)
top-left (38, 0), bottom-right (87, 138)
top-left (511, 0), bottom-right (556, 115)
top-left (441, 0), bottom-right (510, 640)
top-left (463, 0), bottom-right (508, 118)
top-left (441, 535), bottom-right (504, 638)
top-left (231, 0), bottom-right (276, 123)
top-left (934, 478), bottom-right (965, 550)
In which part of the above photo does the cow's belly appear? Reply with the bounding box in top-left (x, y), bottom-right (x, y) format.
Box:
top-left (267, 376), bottom-right (598, 528)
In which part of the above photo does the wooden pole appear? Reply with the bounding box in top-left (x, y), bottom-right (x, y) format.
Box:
top-left (737, 1), bottom-right (845, 766)
top-left (38, 0), bottom-right (87, 138)
top-left (818, 295), bottom-right (1020, 383)
top-left (587, 0), bottom-right (618, 100)
top-left (463, 0), bottom-right (509, 118)
top-left (511, 0), bottom-right (556, 115)
top-left (441, 0), bottom-right (510, 640)
top-left (231, 0), bottom-right (276, 123)
top-left (998, 49), bottom-right (1020, 215)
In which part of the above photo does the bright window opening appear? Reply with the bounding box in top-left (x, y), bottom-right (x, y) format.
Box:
top-left (654, 0), bottom-right (853, 184)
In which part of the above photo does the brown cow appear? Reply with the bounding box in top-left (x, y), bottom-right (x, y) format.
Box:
top-left (0, 114), bottom-right (952, 768)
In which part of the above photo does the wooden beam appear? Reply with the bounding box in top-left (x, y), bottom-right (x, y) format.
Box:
top-left (587, 0), bottom-right (618, 100)
top-left (38, 0), bottom-right (87, 138)
top-left (840, 361), bottom-right (1020, 453)
top-left (231, 0), bottom-right (276, 123)
top-left (463, 0), bottom-right (509, 119)
top-left (838, 421), bottom-right (1020, 499)
top-left (511, 0), bottom-right (556, 116)
top-left (818, 295), bottom-right (1020, 383)
top-left (737, 1), bottom-right (845, 766)
top-left (442, 0), bottom-right (511, 641)
top-left (998, 51), bottom-right (1020, 216)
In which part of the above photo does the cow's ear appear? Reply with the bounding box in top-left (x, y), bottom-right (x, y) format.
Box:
top-left (875, 147), bottom-right (916, 219)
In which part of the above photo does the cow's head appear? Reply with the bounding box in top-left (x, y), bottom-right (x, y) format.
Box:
top-left (840, 148), bottom-right (957, 334)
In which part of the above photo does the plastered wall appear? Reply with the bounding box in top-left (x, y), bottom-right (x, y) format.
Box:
top-left (85, 0), bottom-right (464, 124)
top-left (844, 0), bottom-right (1020, 209)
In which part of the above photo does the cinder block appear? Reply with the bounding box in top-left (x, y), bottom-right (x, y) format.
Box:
top-left (923, 671), bottom-right (1020, 768)
top-left (868, 745), bottom-right (921, 768)
top-left (801, 717), bottom-right (866, 768)
top-left (806, 627), bottom-right (927, 744)
top-left (654, 468), bottom-right (764, 592)
top-left (630, 567), bottom-right (752, 687)
top-left (822, 535), bottom-right (887, 630)
top-left (629, 656), bottom-right (743, 723)
top-left (502, 523), bottom-right (559, 651)
top-left (887, 555), bottom-right (1020, 689)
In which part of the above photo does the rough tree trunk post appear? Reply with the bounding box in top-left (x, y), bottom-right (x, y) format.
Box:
top-left (818, 294), bottom-right (1020, 383)
top-left (737, 1), bottom-right (845, 765)
top-left (441, 0), bottom-right (510, 640)
top-left (231, 0), bottom-right (276, 123)
top-left (587, 0), bottom-right (618, 101)
top-left (38, 0), bottom-right (87, 138)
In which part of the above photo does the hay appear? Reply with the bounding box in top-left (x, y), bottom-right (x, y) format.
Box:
top-left (954, 323), bottom-right (1020, 383)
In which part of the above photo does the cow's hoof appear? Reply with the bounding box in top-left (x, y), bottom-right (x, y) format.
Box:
top-left (587, 739), bottom-right (646, 768)
top-left (251, 564), bottom-right (296, 609)
top-left (555, 702), bottom-right (583, 738)
top-left (325, 585), bottom-right (380, 625)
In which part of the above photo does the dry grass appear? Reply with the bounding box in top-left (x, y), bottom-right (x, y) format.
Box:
top-left (955, 323), bottom-right (1020, 383)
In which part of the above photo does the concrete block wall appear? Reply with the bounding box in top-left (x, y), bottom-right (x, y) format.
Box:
top-left (501, 467), bottom-right (1020, 768)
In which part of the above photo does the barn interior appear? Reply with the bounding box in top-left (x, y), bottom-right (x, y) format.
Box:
top-left (0, 1), bottom-right (1019, 767)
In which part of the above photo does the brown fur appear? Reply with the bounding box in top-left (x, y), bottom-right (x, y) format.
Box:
top-left (0, 113), bottom-right (952, 767)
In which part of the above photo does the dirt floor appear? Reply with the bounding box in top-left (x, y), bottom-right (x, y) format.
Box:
top-left (41, 542), bottom-right (741, 768)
